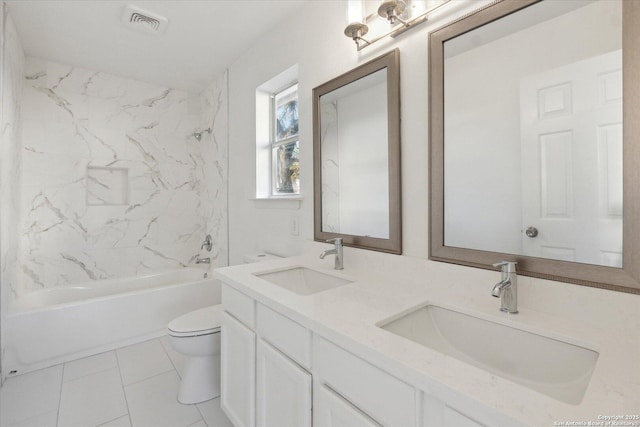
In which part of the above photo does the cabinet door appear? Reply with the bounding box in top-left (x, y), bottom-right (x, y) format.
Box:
top-left (256, 339), bottom-right (312, 427)
top-left (315, 384), bottom-right (381, 427)
top-left (221, 312), bottom-right (256, 427)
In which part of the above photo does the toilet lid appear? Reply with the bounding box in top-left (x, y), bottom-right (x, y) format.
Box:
top-left (168, 305), bottom-right (223, 337)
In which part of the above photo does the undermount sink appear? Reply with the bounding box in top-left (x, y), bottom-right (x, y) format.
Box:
top-left (379, 304), bottom-right (599, 404)
top-left (254, 266), bottom-right (353, 296)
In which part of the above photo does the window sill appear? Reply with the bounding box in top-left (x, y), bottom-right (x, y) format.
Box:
top-left (251, 197), bottom-right (302, 210)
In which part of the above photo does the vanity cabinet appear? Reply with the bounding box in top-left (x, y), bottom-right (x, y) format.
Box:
top-left (422, 394), bottom-right (486, 427)
top-left (313, 336), bottom-right (417, 426)
top-left (256, 339), bottom-right (312, 427)
top-left (221, 312), bottom-right (256, 427)
top-left (315, 384), bottom-right (381, 427)
top-left (221, 285), bottom-right (312, 427)
top-left (220, 283), bottom-right (509, 427)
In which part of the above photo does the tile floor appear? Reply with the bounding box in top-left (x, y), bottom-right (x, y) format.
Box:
top-left (0, 337), bottom-right (234, 427)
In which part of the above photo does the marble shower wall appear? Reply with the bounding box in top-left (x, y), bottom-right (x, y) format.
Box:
top-left (198, 72), bottom-right (228, 270)
top-left (19, 57), bottom-right (228, 293)
top-left (1, 8), bottom-right (24, 304)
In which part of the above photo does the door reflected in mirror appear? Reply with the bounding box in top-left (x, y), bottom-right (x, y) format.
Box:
top-left (443, 0), bottom-right (622, 267)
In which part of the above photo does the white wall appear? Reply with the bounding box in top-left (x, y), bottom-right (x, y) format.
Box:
top-left (227, 0), bottom-right (488, 264)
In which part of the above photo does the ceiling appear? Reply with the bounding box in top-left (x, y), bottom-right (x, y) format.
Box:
top-left (7, 1), bottom-right (311, 93)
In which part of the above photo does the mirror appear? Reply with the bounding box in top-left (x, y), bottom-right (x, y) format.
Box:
top-left (314, 49), bottom-right (401, 254)
top-left (429, 0), bottom-right (640, 293)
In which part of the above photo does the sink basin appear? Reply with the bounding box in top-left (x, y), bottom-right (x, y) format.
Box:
top-left (254, 267), bottom-right (353, 296)
top-left (379, 304), bottom-right (598, 404)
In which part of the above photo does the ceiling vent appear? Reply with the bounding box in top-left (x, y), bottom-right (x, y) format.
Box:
top-left (122, 5), bottom-right (168, 35)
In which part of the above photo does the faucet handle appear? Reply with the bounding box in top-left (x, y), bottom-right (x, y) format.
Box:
top-left (201, 234), bottom-right (213, 252)
top-left (492, 261), bottom-right (517, 273)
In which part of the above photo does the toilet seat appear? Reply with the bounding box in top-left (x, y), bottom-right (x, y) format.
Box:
top-left (168, 305), bottom-right (223, 337)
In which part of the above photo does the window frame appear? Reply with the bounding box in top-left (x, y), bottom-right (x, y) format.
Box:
top-left (269, 82), bottom-right (300, 197)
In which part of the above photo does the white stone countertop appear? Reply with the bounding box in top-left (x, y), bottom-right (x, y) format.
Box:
top-left (213, 241), bottom-right (640, 426)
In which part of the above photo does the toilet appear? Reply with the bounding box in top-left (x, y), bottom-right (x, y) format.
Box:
top-left (168, 252), bottom-right (280, 404)
top-left (168, 304), bottom-right (224, 404)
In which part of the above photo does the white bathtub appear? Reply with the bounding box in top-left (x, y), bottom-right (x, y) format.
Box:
top-left (3, 268), bottom-right (220, 378)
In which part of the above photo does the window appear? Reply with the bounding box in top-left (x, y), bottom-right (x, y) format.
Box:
top-left (271, 83), bottom-right (300, 195)
top-left (255, 65), bottom-right (299, 200)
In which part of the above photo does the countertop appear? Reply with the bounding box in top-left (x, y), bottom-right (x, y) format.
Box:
top-left (213, 241), bottom-right (640, 426)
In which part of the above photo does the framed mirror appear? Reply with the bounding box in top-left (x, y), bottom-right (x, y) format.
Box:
top-left (313, 49), bottom-right (401, 254)
top-left (429, 0), bottom-right (640, 293)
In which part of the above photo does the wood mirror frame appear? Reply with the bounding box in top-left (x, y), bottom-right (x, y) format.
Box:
top-left (429, 0), bottom-right (640, 294)
top-left (313, 49), bottom-right (401, 254)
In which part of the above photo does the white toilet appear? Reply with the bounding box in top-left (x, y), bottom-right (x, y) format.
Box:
top-left (168, 253), bottom-right (279, 404)
top-left (168, 304), bottom-right (224, 404)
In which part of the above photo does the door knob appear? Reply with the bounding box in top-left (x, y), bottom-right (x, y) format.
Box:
top-left (525, 226), bottom-right (538, 238)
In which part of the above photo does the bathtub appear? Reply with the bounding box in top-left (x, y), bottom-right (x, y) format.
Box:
top-left (3, 268), bottom-right (220, 378)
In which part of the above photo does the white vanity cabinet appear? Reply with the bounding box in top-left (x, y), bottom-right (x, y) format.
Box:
top-left (221, 284), bottom-right (313, 427)
top-left (221, 285), bottom-right (257, 427)
top-left (220, 282), bottom-right (511, 427)
top-left (256, 339), bottom-right (312, 427)
top-left (221, 313), bottom-right (256, 427)
top-left (255, 304), bottom-right (313, 427)
top-left (315, 384), bottom-right (381, 427)
top-left (313, 336), bottom-right (417, 426)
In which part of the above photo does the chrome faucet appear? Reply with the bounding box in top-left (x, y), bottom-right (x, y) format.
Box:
top-left (320, 238), bottom-right (344, 270)
top-left (491, 261), bottom-right (518, 314)
top-left (201, 234), bottom-right (212, 252)
top-left (196, 256), bottom-right (211, 264)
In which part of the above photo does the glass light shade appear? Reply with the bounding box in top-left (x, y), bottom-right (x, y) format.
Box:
top-left (346, 0), bottom-right (365, 24)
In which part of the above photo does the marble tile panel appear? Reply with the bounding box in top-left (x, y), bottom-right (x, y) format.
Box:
top-left (87, 167), bottom-right (129, 206)
top-left (16, 56), bottom-right (228, 293)
top-left (1, 10), bottom-right (25, 304)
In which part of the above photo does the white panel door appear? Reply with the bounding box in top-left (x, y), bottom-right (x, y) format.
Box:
top-left (221, 312), bottom-right (256, 427)
top-left (520, 50), bottom-right (622, 266)
top-left (256, 339), bottom-right (312, 427)
top-left (315, 384), bottom-right (381, 427)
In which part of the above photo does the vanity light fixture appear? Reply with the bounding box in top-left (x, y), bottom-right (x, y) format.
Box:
top-left (344, 0), bottom-right (450, 51)
top-left (378, 0), bottom-right (407, 25)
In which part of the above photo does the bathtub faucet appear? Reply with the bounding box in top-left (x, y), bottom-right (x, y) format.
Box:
top-left (196, 256), bottom-right (211, 264)
top-left (201, 234), bottom-right (213, 252)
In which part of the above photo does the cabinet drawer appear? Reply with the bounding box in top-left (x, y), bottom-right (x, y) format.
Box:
top-left (257, 304), bottom-right (311, 369)
top-left (314, 336), bottom-right (416, 427)
top-left (222, 283), bottom-right (255, 329)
